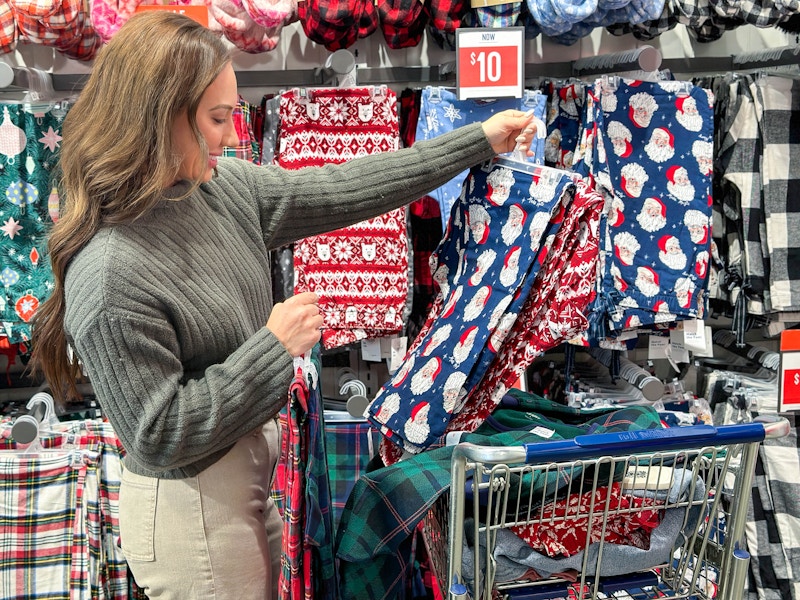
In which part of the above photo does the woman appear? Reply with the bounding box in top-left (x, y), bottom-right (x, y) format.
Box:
top-left (31, 10), bottom-right (537, 599)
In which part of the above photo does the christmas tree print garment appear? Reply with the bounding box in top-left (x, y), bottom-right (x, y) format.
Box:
top-left (589, 78), bottom-right (714, 336)
top-left (415, 86), bottom-right (547, 231)
top-left (0, 101), bottom-right (66, 344)
top-left (367, 159), bottom-right (566, 454)
top-left (276, 87), bottom-right (409, 350)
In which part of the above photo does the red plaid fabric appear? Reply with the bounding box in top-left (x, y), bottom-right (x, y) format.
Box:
top-left (297, 0), bottom-right (377, 51)
top-left (377, 0), bottom-right (428, 48)
top-left (0, 0), bottom-right (17, 53)
top-left (0, 447), bottom-right (99, 599)
top-left (424, 0), bottom-right (467, 31)
top-left (13, 0), bottom-right (97, 58)
top-left (222, 95), bottom-right (259, 162)
top-left (0, 418), bottom-right (134, 599)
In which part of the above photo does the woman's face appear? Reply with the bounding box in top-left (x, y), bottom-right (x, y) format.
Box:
top-left (171, 62), bottom-right (239, 183)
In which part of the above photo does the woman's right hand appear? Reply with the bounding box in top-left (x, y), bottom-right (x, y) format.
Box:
top-left (267, 291), bottom-right (323, 357)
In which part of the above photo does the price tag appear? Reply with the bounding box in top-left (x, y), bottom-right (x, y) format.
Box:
top-left (779, 330), bottom-right (800, 411)
top-left (456, 27), bottom-right (524, 101)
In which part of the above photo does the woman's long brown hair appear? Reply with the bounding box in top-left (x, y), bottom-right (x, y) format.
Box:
top-left (30, 11), bottom-right (231, 404)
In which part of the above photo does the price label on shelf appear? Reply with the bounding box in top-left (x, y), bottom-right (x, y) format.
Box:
top-left (779, 329), bottom-right (800, 411)
top-left (456, 28), bottom-right (524, 101)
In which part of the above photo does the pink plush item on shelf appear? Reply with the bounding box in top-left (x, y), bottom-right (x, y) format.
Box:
top-left (91, 0), bottom-right (142, 42)
top-left (207, 0), bottom-right (251, 31)
top-left (208, 0), bottom-right (280, 52)
top-left (0, 0), bottom-right (18, 53)
top-left (241, 0), bottom-right (297, 28)
top-left (224, 19), bottom-right (279, 51)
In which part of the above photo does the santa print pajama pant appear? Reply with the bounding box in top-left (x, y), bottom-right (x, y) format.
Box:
top-left (276, 87), bottom-right (409, 350)
top-left (582, 78), bottom-right (715, 337)
top-left (367, 160), bottom-right (577, 456)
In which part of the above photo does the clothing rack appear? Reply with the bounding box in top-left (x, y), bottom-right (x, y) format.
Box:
top-left (42, 44), bottom-right (800, 93)
top-left (712, 329), bottom-right (780, 372)
top-left (572, 45), bottom-right (663, 76)
top-left (587, 347), bottom-right (665, 401)
top-left (731, 44), bottom-right (800, 70)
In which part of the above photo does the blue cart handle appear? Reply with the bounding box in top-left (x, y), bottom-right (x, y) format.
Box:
top-left (521, 415), bottom-right (789, 464)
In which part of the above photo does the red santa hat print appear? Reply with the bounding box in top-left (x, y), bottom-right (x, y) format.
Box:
top-left (666, 165), bottom-right (681, 184)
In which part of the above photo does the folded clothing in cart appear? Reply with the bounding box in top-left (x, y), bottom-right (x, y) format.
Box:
top-left (461, 467), bottom-right (706, 588)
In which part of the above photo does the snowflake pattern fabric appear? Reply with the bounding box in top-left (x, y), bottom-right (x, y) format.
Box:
top-left (276, 87), bottom-right (408, 350)
top-left (414, 86), bottom-right (547, 231)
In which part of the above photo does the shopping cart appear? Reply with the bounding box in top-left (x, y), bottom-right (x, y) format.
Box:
top-left (422, 415), bottom-right (790, 600)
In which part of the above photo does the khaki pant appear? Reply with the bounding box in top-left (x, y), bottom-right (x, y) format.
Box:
top-left (119, 420), bottom-right (282, 599)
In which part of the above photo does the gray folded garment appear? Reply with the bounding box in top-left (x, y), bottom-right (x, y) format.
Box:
top-left (461, 467), bottom-right (707, 587)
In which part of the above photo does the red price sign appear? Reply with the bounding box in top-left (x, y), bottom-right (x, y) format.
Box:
top-left (135, 4), bottom-right (209, 26)
top-left (779, 330), bottom-right (800, 411)
top-left (456, 28), bottom-right (524, 101)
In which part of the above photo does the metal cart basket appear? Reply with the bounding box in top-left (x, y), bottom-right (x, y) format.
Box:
top-left (422, 415), bottom-right (790, 600)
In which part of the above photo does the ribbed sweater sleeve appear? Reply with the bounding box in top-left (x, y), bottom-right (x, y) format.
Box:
top-left (221, 121), bottom-right (494, 248)
top-left (63, 120), bottom-right (496, 478)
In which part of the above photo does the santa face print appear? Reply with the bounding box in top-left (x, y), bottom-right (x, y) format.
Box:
top-left (607, 121), bottom-right (632, 157)
top-left (635, 266), bottom-right (660, 297)
top-left (684, 209), bottom-right (709, 244)
top-left (644, 128), bottom-right (675, 163)
top-left (659, 236), bottom-right (687, 271)
top-left (486, 167), bottom-right (515, 206)
top-left (676, 97), bottom-right (702, 131)
top-left (636, 198), bottom-right (666, 232)
top-left (468, 205), bottom-right (491, 244)
top-left (629, 92), bottom-right (658, 128)
top-left (620, 163), bottom-right (648, 198)
top-left (613, 231), bottom-right (640, 266)
top-left (692, 140), bottom-right (713, 176)
top-left (501, 205), bottom-right (527, 245)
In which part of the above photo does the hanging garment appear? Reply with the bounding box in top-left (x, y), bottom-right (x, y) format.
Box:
top-left (277, 353), bottom-right (338, 600)
top-left (0, 418), bottom-right (136, 599)
top-left (367, 159), bottom-right (572, 454)
top-left (222, 95), bottom-right (259, 163)
top-left (414, 86), bottom-right (547, 230)
top-left (0, 447), bottom-right (100, 599)
top-left (543, 79), bottom-right (587, 170)
top-left (584, 78), bottom-right (715, 338)
top-left (276, 86), bottom-right (410, 350)
top-left (447, 178), bottom-right (604, 435)
top-left (755, 74), bottom-right (800, 313)
top-left (0, 101), bottom-right (67, 343)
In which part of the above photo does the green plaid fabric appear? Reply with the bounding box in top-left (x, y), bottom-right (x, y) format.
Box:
top-left (335, 404), bottom-right (662, 599)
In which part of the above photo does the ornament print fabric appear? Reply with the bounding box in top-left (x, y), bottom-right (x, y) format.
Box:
top-left (367, 160), bottom-right (567, 454)
top-left (415, 86), bottom-right (548, 230)
top-left (277, 87), bottom-right (408, 350)
top-left (0, 102), bottom-right (65, 343)
top-left (590, 79), bottom-right (714, 335)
